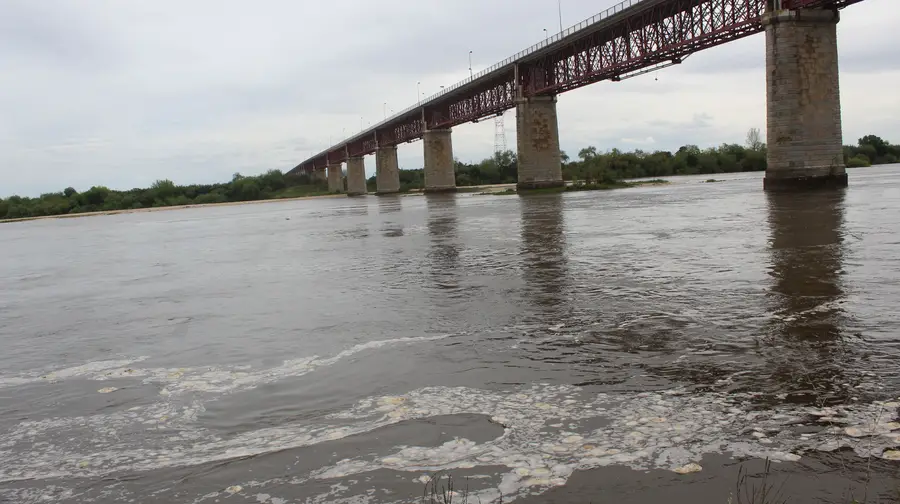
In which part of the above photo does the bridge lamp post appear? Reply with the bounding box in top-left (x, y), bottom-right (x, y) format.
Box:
top-left (417, 81), bottom-right (421, 104)
top-left (468, 51), bottom-right (473, 78)
top-left (543, 28), bottom-right (548, 40)
top-left (558, 0), bottom-right (563, 33)
top-left (383, 102), bottom-right (387, 120)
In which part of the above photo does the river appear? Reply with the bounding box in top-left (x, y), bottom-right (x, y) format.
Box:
top-left (1, 167), bottom-right (899, 503)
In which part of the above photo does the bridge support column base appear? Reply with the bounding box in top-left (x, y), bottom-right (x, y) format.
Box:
top-left (763, 8), bottom-right (846, 191)
top-left (516, 95), bottom-right (563, 189)
top-left (327, 164), bottom-right (344, 193)
top-left (764, 172), bottom-right (848, 191)
top-left (423, 129), bottom-right (457, 193)
top-left (346, 157), bottom-right (367, 196)
top-left (376, 145), bottom-right (400, 194)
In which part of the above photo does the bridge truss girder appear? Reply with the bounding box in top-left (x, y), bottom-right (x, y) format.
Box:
top-left (292, 0), bottom-right (864, 174)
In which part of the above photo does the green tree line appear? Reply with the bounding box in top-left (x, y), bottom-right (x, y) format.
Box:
top-left (2, 133), bottom-right (897, 221)
top-left (843, 134), bottom-right (900, 167)
top-left (0, 170), bottom-right (327, 220)
top-left (377, 131), bottom-right (896, 190)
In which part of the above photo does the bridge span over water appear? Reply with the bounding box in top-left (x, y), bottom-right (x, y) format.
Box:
top-left (290, 0), bottom-right (866, 195)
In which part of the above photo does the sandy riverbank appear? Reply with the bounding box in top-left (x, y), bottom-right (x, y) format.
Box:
top-left (0, 192), bottom-right (349, 224)
top-left (1, 183), bottom-right (531, 224)
top-left (1, 180), bottom-right (671, 225)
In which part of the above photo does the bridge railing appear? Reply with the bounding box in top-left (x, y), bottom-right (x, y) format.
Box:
top-left (391, 0), bottom-right (644, 126)
top-left (310, 0), bottom-right (644, 162)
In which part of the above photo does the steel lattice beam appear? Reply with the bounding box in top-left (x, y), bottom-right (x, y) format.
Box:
top-left (784, 0), bottom-right (863, 8)
top-left (521, 0), bottom-right (768, 95)
top-left (291, 0), bottom-right (865, 175)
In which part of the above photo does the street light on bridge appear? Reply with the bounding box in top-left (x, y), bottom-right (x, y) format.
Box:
top-left (417, 81), bottom-right (421, 104)
top-left (558, 0), bottom-right (564, 33)
top-left (468, 50), bottom-right (473, 78)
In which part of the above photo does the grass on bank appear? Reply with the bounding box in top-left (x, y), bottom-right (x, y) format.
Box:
top-left (272, 186), bottom-right (336, 199)
top-left (4, 131), bottom-right (897, 221)
top-left (508, 178), bottom-right (670, 195)
top-left (565, 178), bottom-right (670, 191)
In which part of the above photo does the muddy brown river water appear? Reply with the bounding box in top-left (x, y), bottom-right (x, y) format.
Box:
top-left (2, 167), bottom-right (899, 503)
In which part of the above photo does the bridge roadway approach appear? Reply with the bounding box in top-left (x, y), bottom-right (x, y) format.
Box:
top-left (290, 0), bottom-right (866, 194)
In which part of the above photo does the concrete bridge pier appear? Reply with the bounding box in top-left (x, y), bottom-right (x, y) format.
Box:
top-left (423, 129), bottom-right (457, 193)
top-left (763, 9), bottom-right (847, 191)
top-left (516, 95), bottom-right (564, 190)
top-left (314, 169), bottom-right (327, 184)
top-left (346, 157), bottom-right (367, 196)
top-left (327, 163), bottom-right (344, 193)
top-left (376, 145), bottom-right (400, 194)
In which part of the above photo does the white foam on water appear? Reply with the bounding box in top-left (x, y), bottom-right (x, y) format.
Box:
top-left (0, 335), bottom-right (452, 484)
top-left (2, 338), bottom-right (898, 503)
top-left (0, 485), bottom-right (71, 503)
top-left (0, 335), bottom-right (448, 397)
top-left (0, 357), bottom-right (150, 388)
top-left (4, 381), bottom-right (898, 503)
top-left (290, 386), bottom-right (900, 502)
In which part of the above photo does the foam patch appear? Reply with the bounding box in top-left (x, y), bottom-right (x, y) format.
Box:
top-left (3, 382), bottom-right (898, 502)
top-left (2, 339), bottom-right (898, 503)
top-left (0, 336), bottom-right (448, 398)
top-left (0, 357), bottom-right (150, 388)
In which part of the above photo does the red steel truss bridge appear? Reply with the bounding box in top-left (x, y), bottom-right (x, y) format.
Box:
top-left (293, 0), bottom-right (864, 172)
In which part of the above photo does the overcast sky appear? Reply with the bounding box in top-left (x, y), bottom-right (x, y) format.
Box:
top-left (1, 0), bottom-right (897, 197)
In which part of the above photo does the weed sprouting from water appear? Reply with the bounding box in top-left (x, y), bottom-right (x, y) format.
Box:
top-left (422, 472), bottom-right (472, 504)
top-left (732, 459), bottom-right (789, 504)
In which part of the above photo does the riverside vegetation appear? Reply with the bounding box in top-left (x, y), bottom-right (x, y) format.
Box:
top-left (2, 132), bottom-right (897, 221)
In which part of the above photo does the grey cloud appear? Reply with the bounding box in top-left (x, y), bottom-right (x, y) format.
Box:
top-left (1, 0), bottom-right (898, 197)
top-left (648, 113), bottom-right (715, 131)
top-left (0, 2), bottom-right (121, 71)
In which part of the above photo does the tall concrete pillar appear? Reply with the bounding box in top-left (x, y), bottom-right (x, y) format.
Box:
top-left (423, 129), bottom-right (456, 193)
top-left (327, 164), bottom-right (344, 193)
top-left (375, 145), bottom-right (400, 194)
top-left (516, 95), bottom-right (563, 190)
top-left (763, 9), bottom-right (846, 191)
top-left (346, 157), bottom-right (367, 196)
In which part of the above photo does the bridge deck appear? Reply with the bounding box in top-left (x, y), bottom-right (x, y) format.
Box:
top-left (293, 0), bottom-right (861, 173)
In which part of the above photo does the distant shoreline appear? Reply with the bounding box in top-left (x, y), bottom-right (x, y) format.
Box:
top-left (0, 177), bottom-right (715, 224)
top-left (1, 183), bottom-right (546, 224)
top-left (0, 192), bottom-right (348, 224)
top-left (5, 167), bottom-right (892, 225)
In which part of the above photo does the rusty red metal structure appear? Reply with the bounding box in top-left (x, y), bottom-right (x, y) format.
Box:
top-left (291, 0), bottom-right (864, 175)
